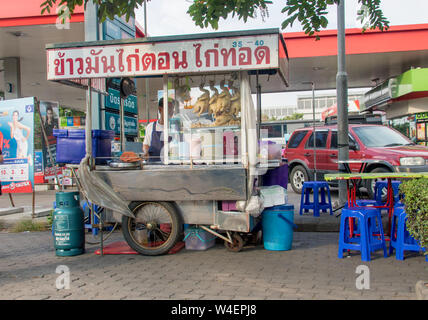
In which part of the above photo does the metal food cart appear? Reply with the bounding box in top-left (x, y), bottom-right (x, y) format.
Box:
top-left (46, 29), bottom-right (289, 255)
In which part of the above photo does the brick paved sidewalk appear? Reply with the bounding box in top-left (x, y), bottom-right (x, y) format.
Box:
top-left (0, 230), bottom-right (426, 300)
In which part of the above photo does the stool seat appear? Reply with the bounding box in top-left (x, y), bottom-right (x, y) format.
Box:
top-left (389, 207), bottom-right (427, 261)
top-left (299, 181), bottom-right (333, 217)
top-left (338, 207), bottom-right (388, 261)
top-left (375, 180), bottom-right (402, 205)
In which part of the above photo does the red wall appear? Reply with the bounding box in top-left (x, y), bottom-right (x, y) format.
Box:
top-left (0, 0), bottom-right (84, 27)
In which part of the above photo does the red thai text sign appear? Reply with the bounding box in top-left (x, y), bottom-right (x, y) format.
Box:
top-left (47, 34), bottom-right (279, 80)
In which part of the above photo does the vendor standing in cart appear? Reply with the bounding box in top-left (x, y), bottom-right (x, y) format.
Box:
top-left (142, 97), bottom-right (175, 163)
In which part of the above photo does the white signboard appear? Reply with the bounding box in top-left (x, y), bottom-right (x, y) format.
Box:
top-left (47, 34), bottom-right (279, 80)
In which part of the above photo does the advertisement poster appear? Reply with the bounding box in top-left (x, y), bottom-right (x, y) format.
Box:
top-left (0, 97), bottom-right (35, 193)
top-left (39, 101), bottom-right (61, 179)
top-left (34, 149), bottom-right (44, 184)
top-left (417, 122), bottom-right (426, 141)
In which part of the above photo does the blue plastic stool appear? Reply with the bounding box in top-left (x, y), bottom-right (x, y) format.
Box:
top-left (299, 181), bottom-right (333, 217)
top-left (338, 207), bottom-right (388, 261)
top-left (375, 181), bottom-right (402, 205)
top-left (344, 200), bottom-right (384, 236)
top-left (389, 207), bottom-right (428, 261)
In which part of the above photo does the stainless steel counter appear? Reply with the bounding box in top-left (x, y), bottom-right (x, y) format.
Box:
top-left (93, 164), bottom-right (247, 201)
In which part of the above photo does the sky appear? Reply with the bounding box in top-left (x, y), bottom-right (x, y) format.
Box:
top-left (134, 0), bottom-right (428, 108)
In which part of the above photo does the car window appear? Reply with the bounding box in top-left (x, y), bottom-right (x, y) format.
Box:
top-left (306, 131), bottom-right (329, 149)
top-left (353, 126), bottom-right (411, 147)
top-left (287, 131), bottom-right (308, 148)
top-left (331, 131), bottom-right (358, 149)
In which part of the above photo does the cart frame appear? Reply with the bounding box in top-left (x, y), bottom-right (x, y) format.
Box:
top-left (46, 28), bottom-right (289, 254)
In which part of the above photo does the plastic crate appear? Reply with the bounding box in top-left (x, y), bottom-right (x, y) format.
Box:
top-left (184, 227), bottom-right (216, 250)
top-left (53, 129), bottom-right (115, 164)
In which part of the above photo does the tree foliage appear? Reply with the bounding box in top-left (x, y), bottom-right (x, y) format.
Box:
top-left (40, 0), bottom-right (150, 23)
top-left (188, 0), bottom-right (389, 37)
top-left (187, 0), bottom-right (272, 30)
top-left (400, 179), bottom-right (428, 254)
top-left (41, 0), bottom-right (390, 37)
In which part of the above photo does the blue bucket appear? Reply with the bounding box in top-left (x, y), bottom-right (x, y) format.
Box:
top-left (262, 204), bottom-right (296, 251)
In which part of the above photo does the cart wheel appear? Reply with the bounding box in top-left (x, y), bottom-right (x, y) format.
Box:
top-left (122, 201), bottom-right (183, 256)
top-left (224, 232), bottom-right (244, 252)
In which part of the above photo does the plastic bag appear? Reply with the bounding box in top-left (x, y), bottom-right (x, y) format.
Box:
top-left (236, 195), bottom-right (264, 217)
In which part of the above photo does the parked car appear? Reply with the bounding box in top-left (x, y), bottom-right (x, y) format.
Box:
top-left (284, 124), bottom-right (428, 198)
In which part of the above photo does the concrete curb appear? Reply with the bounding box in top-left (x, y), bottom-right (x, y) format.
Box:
top-left (0, 209), bottom-right (52, 229)
top-left (0, 207), bottom-right (24, 216)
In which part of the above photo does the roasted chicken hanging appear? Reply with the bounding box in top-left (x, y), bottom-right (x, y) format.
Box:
top-left (208, 81), bottom-right (219, 115)
top-left (193, 83), bottom-right (210, 117)
top-left (229, 80), bottom-right (241, 118)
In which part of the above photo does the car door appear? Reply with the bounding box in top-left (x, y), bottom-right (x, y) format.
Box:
top-left (328, 130), bottom-right (363, 172)
top-left (304, 130), bottom-right (330, 179)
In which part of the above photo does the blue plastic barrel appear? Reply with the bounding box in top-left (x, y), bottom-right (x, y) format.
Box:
top-left (262, 204), bottom-right (296, 251)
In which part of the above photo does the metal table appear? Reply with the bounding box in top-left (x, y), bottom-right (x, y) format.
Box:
top-left (325, 172), bottom-right (428, 238)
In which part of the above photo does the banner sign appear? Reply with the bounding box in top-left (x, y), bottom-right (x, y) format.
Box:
top-left (47, 33), bottom-right (279, 80)
top-left (105, 87), bottom-right (138, 114)
top-left (34, 150), bottom-right (43, 173)
top-left (0, 97), bottom-right (35, 193)
top-left (105, 111), bottom-right (138, 136)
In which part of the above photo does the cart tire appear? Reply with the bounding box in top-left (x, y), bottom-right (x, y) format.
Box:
top-left (224, 232), bottom-right (244, 252)
top-left (122, 201), bottom-right (183, 256)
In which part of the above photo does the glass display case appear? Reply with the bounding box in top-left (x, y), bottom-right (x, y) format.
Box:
top-left (165, 73), bottom-right (243, 165)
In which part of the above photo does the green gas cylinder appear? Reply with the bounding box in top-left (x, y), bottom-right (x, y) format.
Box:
top-left (53, 191), bottom-right (85, 256)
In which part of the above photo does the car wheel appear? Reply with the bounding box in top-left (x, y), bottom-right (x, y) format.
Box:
top-left (366, 167), bottom-right (391, 200)
top-left (290, 165), bottom-right (309, 194)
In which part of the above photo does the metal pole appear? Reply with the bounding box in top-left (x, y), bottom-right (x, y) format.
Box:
top-left (312, 82), bottom-right (317, 181)
top-left (86, 79), bottom-right (93, 169)
top-left (144, 0), bottom-right (150, 126)
top-left (120, 96), bottom-right (125, 152)
top-left (144, 0), bottom-right (148, 36)
top-left (336, 0), bottom-right (349, 206)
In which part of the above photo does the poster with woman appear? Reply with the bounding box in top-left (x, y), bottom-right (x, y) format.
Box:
top-left (0, 97), bottom-right (35, 193)
top-left (39, 101), bottom-right (60, 179)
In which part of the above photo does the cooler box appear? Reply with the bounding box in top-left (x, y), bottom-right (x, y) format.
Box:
top-left (53, 129), bottom-right (115, 164)
top-left (184, 227), bottom-right (216, 250)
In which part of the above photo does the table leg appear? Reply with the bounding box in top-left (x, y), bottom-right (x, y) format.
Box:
top-left (386, 178), bottom-right (394, 238)
top-left (346, 180), bottom-right (354, 239)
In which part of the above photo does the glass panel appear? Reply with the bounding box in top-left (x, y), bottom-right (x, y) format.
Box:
top-left (288, 131), bottom-right (308, 148)
top-left (353, 126), bottom-right (411, 147)
top-left (331, 131), bottom-right (358, 149)
top-left (331, 131), bottom-right (338, 149)
top-left (260, 124), bottom-right (282, 138)
top-left (167, 76), bottom-right (242, 163)
top-left (306, 131), bottom-right (329, 149)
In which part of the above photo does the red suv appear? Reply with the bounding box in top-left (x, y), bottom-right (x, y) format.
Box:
top-left (284, 124), bottom-right (428, 197)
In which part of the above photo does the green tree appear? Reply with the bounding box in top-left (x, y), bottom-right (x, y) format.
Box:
top-left (41, 0), bottom-right (389, 36)
top-left (188, 0), bottom-right (389, 37)
top-left (286, 113), bottom-right (304, 120)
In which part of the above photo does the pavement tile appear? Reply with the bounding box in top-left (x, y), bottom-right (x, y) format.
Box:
top-left (0, 227), bottom-right (425, 300)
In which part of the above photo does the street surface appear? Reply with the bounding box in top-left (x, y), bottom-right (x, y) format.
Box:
top-left (0, 230), bottom-right (426, 300)
top-left (0, 187), bottom-right (426, 300)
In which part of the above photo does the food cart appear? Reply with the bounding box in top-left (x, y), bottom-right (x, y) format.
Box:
top-left (46, 29), bottom-right (289, 255)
